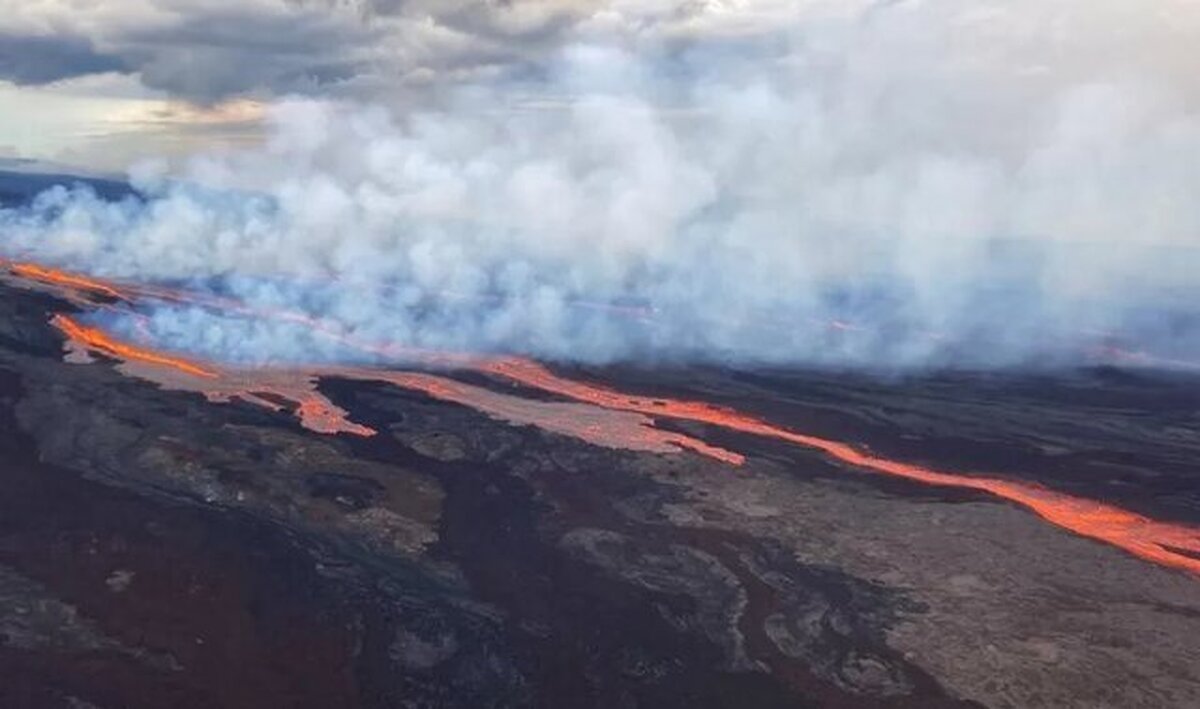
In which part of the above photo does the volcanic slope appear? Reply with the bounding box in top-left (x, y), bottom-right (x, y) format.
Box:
top-left (13, 261), bottom-right (1198, 578)
top-left (0, 277), bottom-right (1199, 708)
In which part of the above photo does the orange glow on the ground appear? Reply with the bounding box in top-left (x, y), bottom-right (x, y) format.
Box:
top-left (476, 357), bottom-right (1200, 576)
top-left (9, 262), bottom-right (128, 301)
top-left (51, 314), bottom-right (217, 379)
top-left (370, 370), bottom-right (745, 463)
top-left (292, 395), bottom-right (377, 437)
top-left (15, 260), bottom-right (1200, 576)
top-left (48, 318), bottom-right (376, 437)
top-left (48, 307), bottom-right (729, 458)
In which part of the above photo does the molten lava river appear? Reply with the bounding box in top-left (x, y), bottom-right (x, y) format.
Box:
top-left (4, 259), bottom-right (1200, 577)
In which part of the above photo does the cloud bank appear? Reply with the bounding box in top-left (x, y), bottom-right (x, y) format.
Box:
top-left (2, 0), bottom-right (1199, 370)
top-left (0, 0), bottom-right (802, 103)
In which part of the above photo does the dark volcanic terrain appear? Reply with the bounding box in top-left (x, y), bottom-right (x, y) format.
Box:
top-left (1, 278), bottom-right (1199, 709)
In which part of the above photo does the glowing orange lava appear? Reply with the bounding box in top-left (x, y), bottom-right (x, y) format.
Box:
top-left (15, 260), bottom-right (1200, 576)
top-left (47, 309), bottom-right (730, 458)
top-left (370, 371), bottom-right (745, 463)
top-left (292, 394), bottom-right (377, 437)
top-left (476, 357), bottom-right (1200, 576)
top-left (51, 314), bottom-right (217, 379)
top-left (7, 262), bottom-right (129, 301)
top-left (45, 321), bottom-right (377, 438)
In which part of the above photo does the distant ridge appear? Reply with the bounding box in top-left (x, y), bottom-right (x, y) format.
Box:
top-left (0, 166), bottom-right (134, 208)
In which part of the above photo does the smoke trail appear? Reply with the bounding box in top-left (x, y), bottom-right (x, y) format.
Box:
top-left (2, 0), bottom-right (1199, 369)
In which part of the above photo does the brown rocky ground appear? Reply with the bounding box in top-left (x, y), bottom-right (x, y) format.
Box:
top-left (1, 283), bottom-right (1198, 708)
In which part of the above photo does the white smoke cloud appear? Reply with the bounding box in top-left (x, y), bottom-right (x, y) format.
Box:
top-left (2, 0), bottom-right (1199, 369)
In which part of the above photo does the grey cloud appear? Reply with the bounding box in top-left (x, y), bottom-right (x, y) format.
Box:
top-left (0, 0), bottom-right (599, 100)
top-left (0, 1), bottom-right (461, 100)
top-left (0, 1), bottom-right (790, 102)
top-left (0, 31), bottom-right (127, 85)
top-left (413, 1), bottom-right (595, 42)
top-left (117, 7), bottom-right (379, 102)
top-left (3, 0), bottom-right (1200, 370)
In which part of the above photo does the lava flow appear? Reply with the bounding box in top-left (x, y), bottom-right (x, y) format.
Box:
top-left (370, 371), bottom-right (744, 464)
top-left (49, 314), bottom-right (374, 436)
top-left (476, 358), bottom-right (1200, 576)
top-left (14, 261), bottom-right (1200, 576)
top-left (48, 314), bottom-right (737, 461)
top-left (52, 314), bottom-right (217, 379)
top-left (5, 261), bottom-right (129, 302)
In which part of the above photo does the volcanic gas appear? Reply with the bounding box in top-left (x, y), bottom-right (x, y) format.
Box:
top-left (10, 261), bottom-right (1200, 577)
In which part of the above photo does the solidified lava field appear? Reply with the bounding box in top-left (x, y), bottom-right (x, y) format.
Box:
top-left (1, 266), bottom-right (1199, 709)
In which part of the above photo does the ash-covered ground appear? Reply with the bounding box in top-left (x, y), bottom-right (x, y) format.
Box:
top-left (1, 276), bottom-right (1199, 709)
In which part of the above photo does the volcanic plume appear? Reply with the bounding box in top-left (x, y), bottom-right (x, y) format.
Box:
top-left (1, 0), bottom-right (1199, 578)
top-left (5, 5), bottom-right (1200, 707)
top-left (3, 0), bottom-right (1200, 369)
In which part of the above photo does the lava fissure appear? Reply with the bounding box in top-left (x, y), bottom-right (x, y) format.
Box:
top-left (52, 314), bottom-right (218, 379)
top-left (15, 261), bottom-right (1200, 576)
top-left (48, 310), bottom-right (736, 461)
top-left (474, 358), bottom-right (1200, 576)
top-left (5, 261), bottom-right (130, 301)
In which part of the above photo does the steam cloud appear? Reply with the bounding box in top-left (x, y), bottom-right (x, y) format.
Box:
top-left (2, 0), bottom-right (1199, 369)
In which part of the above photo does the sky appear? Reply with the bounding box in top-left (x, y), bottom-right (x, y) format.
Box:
top-left (2, 1), bottom-right (1198, 169)
top-left (0, 0), bottom-right (818, 171)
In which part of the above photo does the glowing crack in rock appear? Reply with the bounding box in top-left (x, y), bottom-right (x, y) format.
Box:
top-left (17, 261), bottom-right (1200, 576)
top-left (474, 357), bottom-right (1200, 576)
top-left (8, 262), bottom-right (130, 301)
top-left (48, 315), bottom-right (740, 461)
